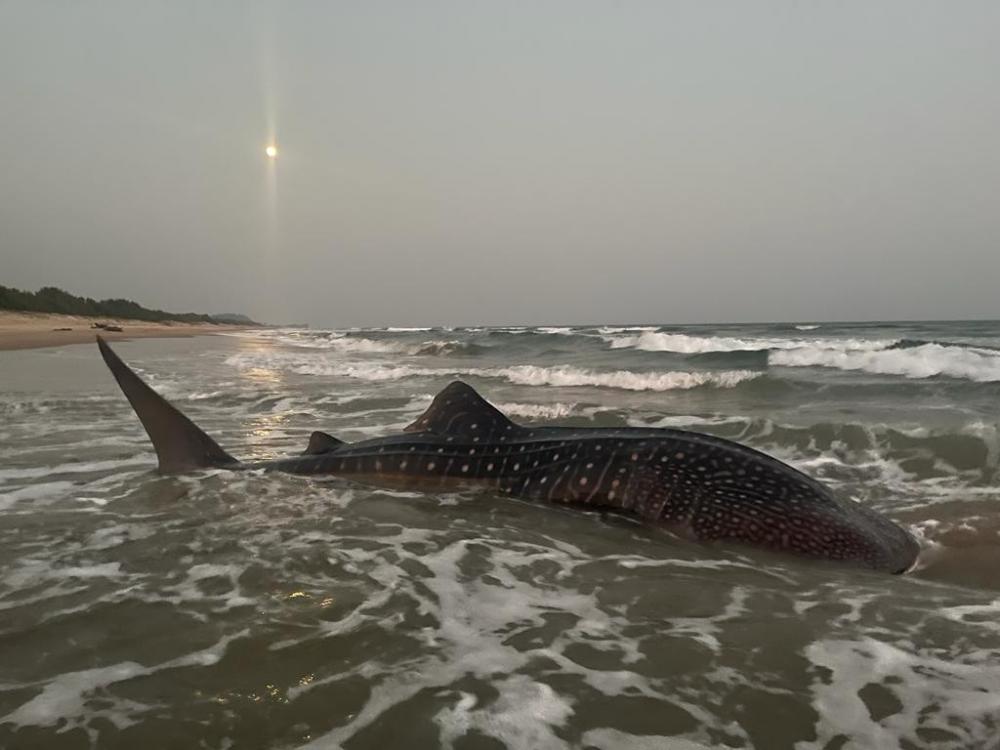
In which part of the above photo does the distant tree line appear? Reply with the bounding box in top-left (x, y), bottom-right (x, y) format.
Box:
top-left (0, 284), bottom-right (255, 324)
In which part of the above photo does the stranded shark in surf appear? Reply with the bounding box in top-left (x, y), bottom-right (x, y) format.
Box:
top-left (97, 336), bottom-right (920, 574)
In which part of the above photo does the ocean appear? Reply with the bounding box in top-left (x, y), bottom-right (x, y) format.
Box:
top-left (1, 320), bottom-right (999, 749)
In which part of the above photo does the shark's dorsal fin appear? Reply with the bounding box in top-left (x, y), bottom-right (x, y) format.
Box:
top-left (303, 431), bottom-right (344, 455)
top-left (97, 336), bottom-right (239, 473)
top-left (405, 381), bottom-right (523, 439)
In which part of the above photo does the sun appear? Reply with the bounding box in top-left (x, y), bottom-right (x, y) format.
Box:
top-left (265, 144), bottom-right (278, 159)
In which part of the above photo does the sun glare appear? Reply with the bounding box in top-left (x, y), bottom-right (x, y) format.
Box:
top-left (265, 144), bottom-right (278, 159)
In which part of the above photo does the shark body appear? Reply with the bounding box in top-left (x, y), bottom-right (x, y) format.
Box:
top-left (97, 337), bottom-right (919, 573)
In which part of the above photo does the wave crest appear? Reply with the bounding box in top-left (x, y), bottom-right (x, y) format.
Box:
top-left (607, 331), bottom-right (895, 354)
top-left (268, 333), bottom-right (474, 357)
top-left (494, 402), bottom-right (578, 420)
top-left (491, 365), bottom-right (760, 391)
top-left (225, 353), bottom-right (761, 392)
top-left (770, 343), bottom-right (1000, 382)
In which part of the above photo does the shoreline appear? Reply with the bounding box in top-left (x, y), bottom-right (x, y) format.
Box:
top-left (0, 311), bottom-right (256, 351)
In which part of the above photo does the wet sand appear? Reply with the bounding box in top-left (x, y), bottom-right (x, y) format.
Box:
top-left (0, 311), bottom-right (254, 351)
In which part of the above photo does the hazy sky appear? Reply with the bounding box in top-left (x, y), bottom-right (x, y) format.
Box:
top-left (2, 2), bottom-right (998, 326)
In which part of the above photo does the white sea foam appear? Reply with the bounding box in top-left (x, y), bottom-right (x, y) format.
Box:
top-left (225, 352), bottom-right (761, 392)
top-left (795, 324), bottom-right (821, 330)
top-left (596, 325), bottom-right (660, 334)
top-left (2, 559), bottom-right (124, 596)
top-left (770, 342), bottom-right (1000, 382)
top-left (607, 331), bottom-right (1000, 381)
top-left (0, 481), bottom-right (77, 509)
top-left (2, 662), bottom-right (148, 728)
top-left (938, 599), bottom-right (1000, 636)
top-left (52, 562), bottom-right (124, 580)
top-left (582, 729), bottom-right (712, 750)
top-left (494, 402), bottom-right (577, 420)
top-left (607, 331), bottom-right (895, 354)
top-left (491, 365), bottom-right (760, 391)
top-left (627, 414), bottom-right (747, 429)
top-left (278, 360), bottom-right (427, 381)
top-left (2, 630), bottom-right (246, 730)
top-left (298, 531), bottom-right (674, 749)
top-left (276, 334), bottom-right (467, 357)
top-left (805, 637), bottom-right (1000, 748)
top-left (0, 457), bottom-right (151, 482)
top-left (315, 337), bottom-right (412, 354)
top-left (436, 676), bottom-right (575, 749)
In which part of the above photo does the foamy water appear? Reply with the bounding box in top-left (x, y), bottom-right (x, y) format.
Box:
top-left (770, 341), bottom-right (1000, 382)
top-left (607, 330), bottom-right (896, 354)
top-left (2, 320), bottom-right (999, 749)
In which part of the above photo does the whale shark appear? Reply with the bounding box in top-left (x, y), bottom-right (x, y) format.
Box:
top-left (97, 337), bottom-right (920, 573)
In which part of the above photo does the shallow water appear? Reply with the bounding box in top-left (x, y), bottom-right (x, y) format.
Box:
top-left (1, 323), bottom-right (999, 749)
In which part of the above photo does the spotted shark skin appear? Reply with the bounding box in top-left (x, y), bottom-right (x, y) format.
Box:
top-left (97, 338), bottom-right (920, 574)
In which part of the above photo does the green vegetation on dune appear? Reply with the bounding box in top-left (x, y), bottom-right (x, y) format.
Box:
top-left (0, 284), bottom-right (258, 325)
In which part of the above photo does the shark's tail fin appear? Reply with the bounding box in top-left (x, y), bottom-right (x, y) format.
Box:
top-left (97, 336), bottom-right (239, 473)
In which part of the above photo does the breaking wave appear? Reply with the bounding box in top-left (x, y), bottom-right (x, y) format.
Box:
top-left (487, 365), bottom-right (761, 391)
top-left (271, 333), bottom-right (476, 357)
top-left (596, 325), bottom-right (661, 335)
top-left (607, 331), bottom-right (895, 354)
top-left (494, 402), bottom-right (578, 420)
top-left (602, 331), bottom-right (1000, 383)
top-left (770, 342), bottom-right (1000, 382)
top-left (224, 352), bottom-right (761, 392)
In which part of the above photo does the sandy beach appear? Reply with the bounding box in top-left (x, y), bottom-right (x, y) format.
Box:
top-left (0, 311), bottom-right (253, 351)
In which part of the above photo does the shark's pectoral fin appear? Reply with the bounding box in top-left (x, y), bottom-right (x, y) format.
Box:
top-left (97, 336), bottom-right (239, 473)
top-left (404, 381), bottom-right (527, 439)
top-left (303, 431), bottom-right (344, 455)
